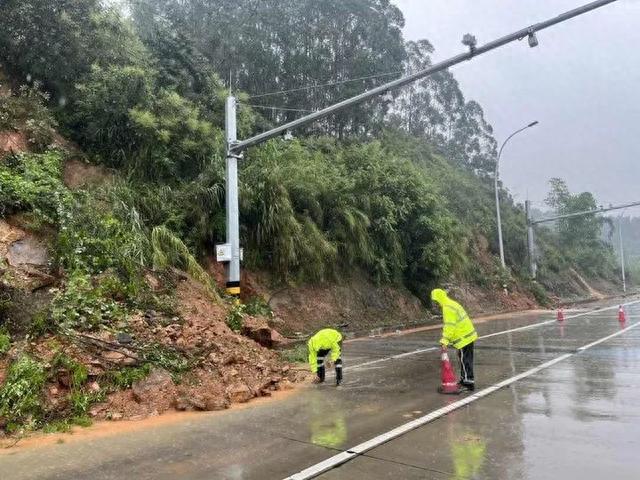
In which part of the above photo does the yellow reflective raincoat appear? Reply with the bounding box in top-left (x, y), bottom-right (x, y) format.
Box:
top-left (431, 289), bottom-right (477, 350)
top-left (308, 328), bottom-right (342, 373)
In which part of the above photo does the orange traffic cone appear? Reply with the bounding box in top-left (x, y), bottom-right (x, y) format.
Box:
top-left (618, 306), bottom-right (626, 323)
top-left (557, 308), bottom-right (565, 322)
top-left (438, 350), bottom-right (461, 395)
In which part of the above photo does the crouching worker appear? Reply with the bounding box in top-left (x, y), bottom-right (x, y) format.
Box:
top-left (308, 328), bottom-right (343, 386)
top-left (431, 289), bottom-right (478, 391)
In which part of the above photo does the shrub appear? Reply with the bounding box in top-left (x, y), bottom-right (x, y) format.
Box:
top-left (0, 355), bottom-right (46, 432)
top-left (56, 192), bottom-right (148, 280)
top-left (50, 272), bottom-right (126, 331)
top-left (0, 150), bottom-right (69, 224)
top-left (0, 84), bottom-right (57, 151)
top-left (529, 281), bottom-right (551, 308)
top-left (226, 303), bottom-right (245, 332)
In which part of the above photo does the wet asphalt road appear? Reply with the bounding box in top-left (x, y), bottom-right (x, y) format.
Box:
top-left (3, 298), bottom-right (640, 480)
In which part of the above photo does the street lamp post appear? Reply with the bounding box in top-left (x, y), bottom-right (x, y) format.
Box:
top-left (495, 121), bottom-right (539, 270)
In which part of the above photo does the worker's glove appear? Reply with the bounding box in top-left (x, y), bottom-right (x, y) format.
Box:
top-left (325, 360), bottom-right (334, 369)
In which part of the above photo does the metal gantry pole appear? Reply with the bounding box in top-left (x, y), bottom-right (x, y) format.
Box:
top-left (224, 96), bottom-right (241, 297)
top-left (530, 200), bottom-right (640, 225)
top-left (221, 0), bottom-right (620, 295)
top-left (231, 0), bottom-right (619, 155)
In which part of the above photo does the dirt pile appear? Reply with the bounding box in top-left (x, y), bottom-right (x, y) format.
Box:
top-left (0, 275), bottom-right (309, 429)
top-left (93, 278), bottom-right (308, 420)
top-left (0, 220), bottom-right (55, 332)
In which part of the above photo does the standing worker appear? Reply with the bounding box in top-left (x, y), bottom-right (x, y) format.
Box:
top-left (308, 328), bottom-right (343, 386)
top-left (431, 289), bottom-right (478, 391)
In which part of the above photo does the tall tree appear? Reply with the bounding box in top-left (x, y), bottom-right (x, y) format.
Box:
top-left (130, 0), bottom-right (407, 137)
top-left (0, 0), bottom-right (148, 100)
top-left (545, 178), bottom-right (615, 276)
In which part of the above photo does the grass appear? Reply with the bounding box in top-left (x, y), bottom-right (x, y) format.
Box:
top-left (0, 330), bottom-right (11, 354)
top-left (279, 343), bottom-right (308, 364)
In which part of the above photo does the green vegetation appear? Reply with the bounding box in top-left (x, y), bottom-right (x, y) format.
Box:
top-left (105, 365), bottom-right (152, 390)
top-left (50, 272), bottom-right (126, 331)
top-left (0, 0), bottom-right (622, 316)
top-left (280, 343), bottom-right (308, 364)
top-left (533, 178), bottom-right (619, 289)
top-left (42, 415), bottom-right (92, 434)
top-left (0, 84), bottom-right (57, 151)
top-left (0, 150), bottom-right (68, 224)
top-left (0, 355), bottom-right (46, 433)
top-left (243, 296), bottom-right (273, 318)
top-left (0, 0), bottom-right (625, 434)
top-left (52, 352), bottom-right (88, 389)
top-left (0, 0), bottom-right (512, 299)
top-left (0, 329), bottom-right (11, 354)
top-left (140, 344), bottom-right (190, 378)
top-left (226, 303), bottom-right (246, 332)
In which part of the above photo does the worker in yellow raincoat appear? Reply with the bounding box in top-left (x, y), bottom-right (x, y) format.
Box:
top-left (308, 328), bottom-right (343, 386)
top-left (431, 289), bottom-right (478, 391)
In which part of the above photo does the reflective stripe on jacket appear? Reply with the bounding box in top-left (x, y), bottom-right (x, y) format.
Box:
top-left (308, 328), bottom-right (343, 372)
top-left (431, 289), bottom-right (478, 350)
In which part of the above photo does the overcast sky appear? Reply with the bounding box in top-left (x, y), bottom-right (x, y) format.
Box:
top-left (394, 0), bottom-right (640, 215)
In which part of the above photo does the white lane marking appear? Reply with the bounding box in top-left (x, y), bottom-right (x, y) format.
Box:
top-left (577, 323), bottom-right (640, 351)
top-left (338, 299), bottom-right (640, 373)
top-left (284, 318), bottom-right (640, 480)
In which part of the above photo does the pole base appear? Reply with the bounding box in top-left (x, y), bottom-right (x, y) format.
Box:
top-left (226, 281), bottom-right (241, 297)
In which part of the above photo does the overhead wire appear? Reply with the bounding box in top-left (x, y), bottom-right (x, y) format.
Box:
top-left (240, 103), bottom-right (316, 113)
top-left (247, 69), bottom-right (405, 99)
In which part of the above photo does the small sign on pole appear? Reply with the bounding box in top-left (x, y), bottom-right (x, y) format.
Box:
top-left (216, 244), bottom-right (244, 263)
top-left (216, 244), bottom-right (232, 262)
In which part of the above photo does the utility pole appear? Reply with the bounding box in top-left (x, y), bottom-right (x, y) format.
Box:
top-left (525, 200), bottom-right (537, 279)
top-left (220, 0), bottom-right (621, 297)
top-left (495, 121), bottom-right (538, 270)
top-left (619, 215), bottom-right (627, 293)
top-left (223, 96), bottom-right (241, 297)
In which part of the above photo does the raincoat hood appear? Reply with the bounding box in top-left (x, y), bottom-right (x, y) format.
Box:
top-left (431, 288), bottom-right (449, 306)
